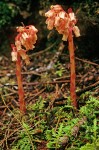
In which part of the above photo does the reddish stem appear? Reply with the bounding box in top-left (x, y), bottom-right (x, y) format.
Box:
top-left (68, 31), bottom-right (77, 108)
top-left (16, 53), bottom-right (26, 114)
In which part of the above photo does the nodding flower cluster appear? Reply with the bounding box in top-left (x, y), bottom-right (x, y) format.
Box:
top-left (11, 25), bottom-right (38, 65)
top-left (45, 5), bottom-right (80, 41)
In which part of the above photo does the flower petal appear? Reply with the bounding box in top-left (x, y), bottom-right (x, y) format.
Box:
top-left (73, 26), bottom-right (80, 37)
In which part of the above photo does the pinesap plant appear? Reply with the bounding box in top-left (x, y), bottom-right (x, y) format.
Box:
top-left (45, 5), bottom-right (80, 108)
top-left (11, 25), bottom-right (38, 114)
top-left (11, 5), bottom-right (80, 114)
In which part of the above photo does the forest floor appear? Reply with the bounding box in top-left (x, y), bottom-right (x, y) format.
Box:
top-left (0, 40), bottom-right (99, 150)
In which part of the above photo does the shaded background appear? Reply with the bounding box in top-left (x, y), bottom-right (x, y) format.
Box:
top-left (0, 0), bottom-right (99, 62)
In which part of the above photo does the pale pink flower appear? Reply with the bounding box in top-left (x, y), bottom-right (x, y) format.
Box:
top-left (45, 5), bottom-right (80, 41)
top-left (18, 50), bottom-right (30, 65)
top-left (11, 51), bottom-right (17, 61)
top-left (62, 30), bottom-right (69, 41)
top-left (45, 5), bottom-right (65, 31)
top-left (50, 5), bottom-right (63, 12)
top-left (15, 41), bottom-right (21, 51)
top-left (73, 26), bottom-right (80, 37)
top-left (45, 10), bottom-right (54, 18)
top-left (15, 25), bottom-right (38, 51)
top-left (11, 44), bottom-right (17, 61)
top-left (58, 11), bottom-right (66, 19)
top-left (46, 18), bottom-right (55, 30)
top-left (11, 25), bottom-right (38, 64)
top-left (68, 12), bottom-right (76, 22)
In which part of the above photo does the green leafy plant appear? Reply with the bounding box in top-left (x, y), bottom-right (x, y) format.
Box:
top-left (80, 138), bottom-right (99, 150)
top-left (79, 95), bottom-right (99, 142)
top-left (0, 2), bottom-right (17, 28)
top-left (5, 94), bottom-right (98, 150)
top-left (46, 123), bottom-right (64, 148)
top-left (54, 61), bottom-right (64, 77)
top-left (12, 135), bottom-right (32, 150)
top-left (11, 122), bottom-right (35, 150)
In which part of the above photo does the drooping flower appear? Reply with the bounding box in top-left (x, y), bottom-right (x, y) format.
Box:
top-left (11, 25), bottom-right (38, 64)
top-left (11, 44), bottom-right (17, 61)
top-left (45, 5), bottom-right (80, 41)
top-left (73, 26), bottom-right (80, 37)
top-left (15, 25), bottom-right (38, 51)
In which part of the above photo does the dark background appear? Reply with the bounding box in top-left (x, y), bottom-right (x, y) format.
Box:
top-left (0, 0), bottom-right (99, 62)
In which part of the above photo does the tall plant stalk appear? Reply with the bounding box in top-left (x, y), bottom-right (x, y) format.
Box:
top-left (68, 31), bottom-right (77, 107)
top-left (16, 53), bottom-right (26, 113)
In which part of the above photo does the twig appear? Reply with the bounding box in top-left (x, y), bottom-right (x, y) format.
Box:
top-left (0, 83), bottom-right (17, 93)
top-left (1, 95), bottom-right (35, 150)
top-left (75, 57), bottom-right (99, 66)
top-left (0, 80), bottom-right (70, 89)
top-left (28, 87), bottom-right (46, 102)
top-left (23, 80), bottom-right (70, 85)
top-left (29, 41), bottom-right (57, 57)
top-left (77, 81), bottom-right (99, 96)
top-left (62, 54), bottom-right (99, 66)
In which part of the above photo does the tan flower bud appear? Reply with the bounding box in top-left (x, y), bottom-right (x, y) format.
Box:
top-left (69, 12), bottom-right (76, 21)
top-left (73, 26), bottom-right (80, 37)
top-left (11, 51), bottom-right (17, 61)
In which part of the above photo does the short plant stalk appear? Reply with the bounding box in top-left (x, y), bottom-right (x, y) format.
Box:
top-left (16, 53), bottom-right (26, 114)
top-left (68, 31), bottom-right (77, 108)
